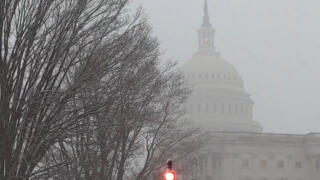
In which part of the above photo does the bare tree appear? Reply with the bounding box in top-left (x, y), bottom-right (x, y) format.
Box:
top-left (0, 0), bottom-right (142, 179)
top-left (37, 60), bottom-right (196, 180)
top-left (0, 1), bottom-right (202, 180)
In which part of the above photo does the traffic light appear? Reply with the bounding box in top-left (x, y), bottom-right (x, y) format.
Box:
top-left (164, 170), bottom-right (176, 180)
top-left (163, 160), bottom-right (176, 180)
top-left (164, 171), bottom-right (175, 180)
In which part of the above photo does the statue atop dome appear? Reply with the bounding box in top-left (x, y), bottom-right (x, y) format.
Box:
top-left (204, 0), bottom-right (208, 15)
top-left (202, 0), bottom-right (211, 27)
top-left (198, 0), bottom-right (216, 51)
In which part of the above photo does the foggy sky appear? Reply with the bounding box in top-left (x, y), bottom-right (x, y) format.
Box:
top-left (135, 0), bottom-right (320, 134)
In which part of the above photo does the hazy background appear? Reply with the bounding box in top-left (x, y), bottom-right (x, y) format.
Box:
top-left (134, 0), bottom-right (320, 134)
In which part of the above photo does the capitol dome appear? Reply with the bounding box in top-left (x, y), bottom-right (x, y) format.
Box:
top-left (182, 51), bottom-right (244, 91)
top-left (181, 0), bottom-right (262, 132)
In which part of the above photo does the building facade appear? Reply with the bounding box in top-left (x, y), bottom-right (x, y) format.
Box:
top-left (180, 1), bottom-right (320, 180)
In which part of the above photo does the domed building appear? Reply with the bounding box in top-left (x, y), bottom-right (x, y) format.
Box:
top-left (179, 1), bottom-right (320, 180)
top-left (181, 0), bottom-right (261, 133)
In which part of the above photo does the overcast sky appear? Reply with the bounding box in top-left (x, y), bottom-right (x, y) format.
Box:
top-left (135, 0), bottom-right (320, 134)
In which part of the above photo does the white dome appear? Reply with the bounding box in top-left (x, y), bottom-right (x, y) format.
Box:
top-left (182, 51), bottom-right (244, 91)
top-left (180, 2), bottom-right (262, 133)
top-left (181, 50), bottom-right (262, 133)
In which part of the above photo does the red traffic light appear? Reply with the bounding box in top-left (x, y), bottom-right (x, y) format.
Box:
top-left (165, 172), bottom-right (174, 180)
top-left (164, 170), bottom-right (176, 180)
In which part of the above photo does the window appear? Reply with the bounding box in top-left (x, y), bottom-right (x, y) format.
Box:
top-left (241, 159), bottom-right (249, 168)
top-left (259, 160), bottom-right (268, 169)
top-left (235, 104), bottom-right (238, 114)
top-left (316, 159), bottom-right (320, 170)
top-left (278, 161), bottom-right (284, 168)
top-left (240, 177), bottom-right (252, 180)
top-left (228, 104), bottom-right (232, 113)
top-left (205, 103), bottom-right (209, 113)
top-left (189, 105), bottom-right (193, 113)
top-left (211, 73), bottom-right (215, 78)
top-left (211, 158), bottom-right (217, 169)
top-left (214, 103), bottom-right (217, 113)
top-left (221, 104), bottom-right (224, 114)
top-left (295, 161), bottom-right (302, 169)
top-left (198, 104), bottom-right (201, 113)
top-left (198, 74), bottom-right (202, 78)
top-left (205, 175), bottom-right (213, 180)
top-left (211, 155), bottom-right (222, 169)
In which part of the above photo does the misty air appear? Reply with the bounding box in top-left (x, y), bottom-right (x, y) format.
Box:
top-left (0, 0), bottom-right (319, 180)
